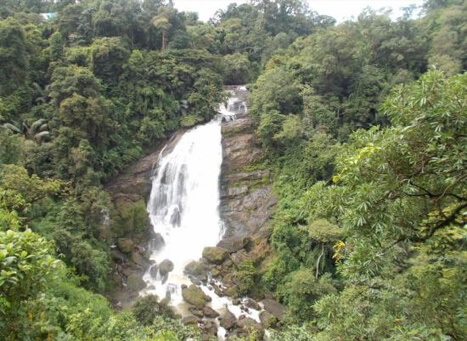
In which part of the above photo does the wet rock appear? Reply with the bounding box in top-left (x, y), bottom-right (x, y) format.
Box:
top-left (214, 286), bottom-right (223, 297)
top-left (149, 233), bottom-right (165, 251)
top-left (245, 298), bottom-right (261, 311)
top-left (190, 277), bottom-right (202, 286)
top-left (189, 307), bottom-right (204, 318)
top-left (202, 320), bottom-right (218, 336)
top-left (184, 260), bottom-right (209, 277)
top-left (170, 207), bottom-right (181, 226)
top-left (149, 264), bottom-right (159, 278)
top-left (117, 238), bottom-right (134, 253)
top-left (182, 284), bottom-right (208, 307)
top-left (261, 299), bottom-right (285, 320)
top-left (131, 251), bottom-right (151, 268)
top-left (202, 246), bottom-right (229, 264)
top-left (203, 306), bottom-right (219, 318)
top-left (111, 249), bottom-right (128, 264)
top-left (159, 259), bottom-right (174, 275)
top-left (237, 317), bottom-right (264, 338)
top-left (217, 236), bottom-right (251, 253)
top-left (181, 284), bottom-right (187, 290)
top-left (233, 298), bottom-right (241, 306)
top-left (220, 309), bottom-right (237, 330)
top-left (259, 310), bottom-right (277, 328)
top-left (126, 273), bottom-right (146, 292)
top-left (181, 315), bottom-right (199, 325)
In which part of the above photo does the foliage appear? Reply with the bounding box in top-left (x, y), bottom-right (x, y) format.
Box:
top-left (232, 259), bottom-right (258, 295)
top-left (132, 294), bottom-right (175, 326)
top-left (0, 0), bottom-right (466, 339)
top-left (269, 71), bottom-right (466, 338)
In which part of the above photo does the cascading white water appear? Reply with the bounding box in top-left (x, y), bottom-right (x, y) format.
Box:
top-left (141, 90), bottom-right (261, 339)
top-left (142, 119), bottom-right (224, 305)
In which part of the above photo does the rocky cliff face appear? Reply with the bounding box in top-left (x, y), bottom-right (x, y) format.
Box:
top-left (210, 88), bottom-right (277, 301)
top-left (219, 90), bottom-right (276, 244)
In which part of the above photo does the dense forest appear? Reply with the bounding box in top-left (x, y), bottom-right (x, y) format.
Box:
top-left (0, 0), bottom-right (465, 340)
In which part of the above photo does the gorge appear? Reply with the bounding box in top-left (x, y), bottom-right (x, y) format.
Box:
top-left (107, 87), bottom-right (282, 339)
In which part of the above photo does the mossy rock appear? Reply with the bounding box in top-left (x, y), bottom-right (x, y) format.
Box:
top-left (182, 284), bottom-right (208, 307)
top-left (211, 268), bottom-right (220, 277)
top-left (117, 238), bottom-right (134, 253)
top-left (202, 246), bottom-right (229, 264)
top-left (184, 260), bottom-right (209, 277)
top-left (259, 310), bottom-right (277, 328)
top-left (126, 273), bottom-right (146, 292)
top-left (224, 286), bottom-right (239, 298)
top-left (181, 315), bottom-right (199, 325)
top-left (159, 259), bottom-right (174, 275)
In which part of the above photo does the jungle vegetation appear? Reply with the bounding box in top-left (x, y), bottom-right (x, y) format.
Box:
top-left (0, 0), bottom-right (465, 340)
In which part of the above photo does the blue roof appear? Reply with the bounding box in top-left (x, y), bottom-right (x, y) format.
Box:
top-left (40, 13), bottom-right (56, 20)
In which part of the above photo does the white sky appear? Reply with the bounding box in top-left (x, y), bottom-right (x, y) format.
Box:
top-left (174, 0), bottom-right (426, 22)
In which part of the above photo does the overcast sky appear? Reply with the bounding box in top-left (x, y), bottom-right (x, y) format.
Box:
top-left (173, 0), bottom-right (425, 22)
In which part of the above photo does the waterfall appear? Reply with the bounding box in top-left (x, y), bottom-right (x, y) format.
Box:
top-left (142, 118), bottom-right (224, 305)
top-left (141, 89), bottom-right (261, 336)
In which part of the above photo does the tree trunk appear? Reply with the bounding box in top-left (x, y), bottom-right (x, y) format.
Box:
top-left (316, 244), bottom-right (325, 278)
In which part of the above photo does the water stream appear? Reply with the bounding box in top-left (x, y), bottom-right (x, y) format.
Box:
top-left (141, 89), bottom-right (261, 338)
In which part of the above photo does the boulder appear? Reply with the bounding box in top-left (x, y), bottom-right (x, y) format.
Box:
top-left (202, 247), bottom-right (229, 264)
top-left (126, 273), bottom-right (146, 292)
top-left (182, 284), bottom-right (208, 307)
top-left (159, 259), bottom-right (174, 275)
top-left (149, 233), bottom-right (165, 251)
top-left (184, 260), bottom-right (209, 277)
top-left (214, 285), bottom-right (223, 297)
top-left (131, 251), bottom-right (151, 268)
top-left (117, 238), bottom-right (134, 254)
top-left (259, 310), bottom-right (277, 328)
top-left (149, 264), bottom-right (158, 278)
top-left (202, 320), bottom-right (218, 336)
top-left (110, 249), bottom-right (128, 264)
top-left (203, 306), bottom-right (220, 318)
top-left (261, 299), bottom-right (285, 320)
top-left (220, 309), bottom-right (237, 330)
top-left (217, 236), bottom-right (251, 253)
top-left (189, 307), bottom-right (204, 318)
top-left (245, 298), bottom-right (261, 311)
top-left (237, 317), bottom-right (264, 338)
top-left (181, 315), bottom-right (199, 325)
